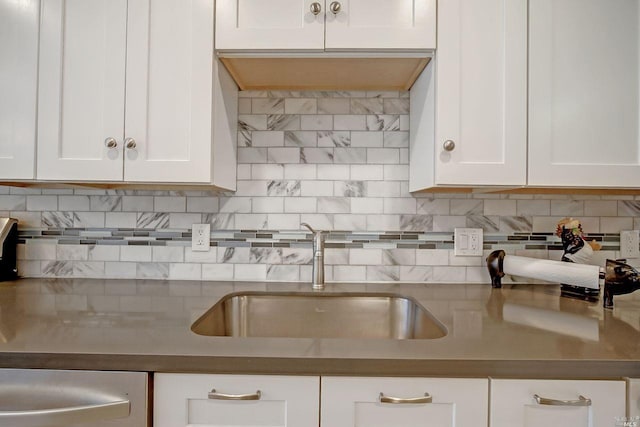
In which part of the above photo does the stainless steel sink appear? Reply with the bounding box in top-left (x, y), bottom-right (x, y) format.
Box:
top-left (191, 292), bottom-right (447, 339)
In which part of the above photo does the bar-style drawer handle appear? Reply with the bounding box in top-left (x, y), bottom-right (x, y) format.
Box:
top-left (379, 392), bottom-right (432, 404)
top-left (0, 399), bottom-right (130, 426)
top-left (533, 394), bottom-right (592, 406)
top-left (208, 389), bottom-right (261, 401)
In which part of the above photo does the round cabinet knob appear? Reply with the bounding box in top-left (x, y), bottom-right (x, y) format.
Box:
top-left (329, 1), bottom-right (341, 14)
top-left (104, 137), bottom-right (118, 149)
top-left (125, 138), bottom-right (137, 149)
top-left (443, 140), bottom-right (456, 152)
top-left (310, 2), bottom-right (322, 15)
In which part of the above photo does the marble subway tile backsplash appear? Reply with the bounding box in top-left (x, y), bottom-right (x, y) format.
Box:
top-left (4, 90), bottom-right (640, 283)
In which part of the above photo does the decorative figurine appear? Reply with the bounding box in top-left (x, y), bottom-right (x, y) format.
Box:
top-left (556, 217), bottom-right (601, 300)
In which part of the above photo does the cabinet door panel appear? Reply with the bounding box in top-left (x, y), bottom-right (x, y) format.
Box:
top-left (434, 0), bottom-right (527, 186)
top-left (630, 379), bottom-right (640, 417)
top-left (154, 374), bottom-right (319, 427)
top-left (124, 0), bottom-right (215, 182)
top-left (325, 0), bottom-right (436, 50)
top-left (529, 0), bottom-right (640, 187)
top-left (216, 0), bottom-right (324, 50)
top-left (0, 0), bottom-right (39, 179)
top-left (490, 379), bottom-right (625, 427)
top-left (37, 0), bottom-right (126, 181)
top-left (321, 377), bottom-right (488, 427)
top-left (353, 401), bottom-right (455, 427)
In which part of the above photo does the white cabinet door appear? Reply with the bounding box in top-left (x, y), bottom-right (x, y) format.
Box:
top-left (434, 0), bottom-right (527, 186)
top-left (154, 374), bottom-right (319, 427)
top-left (124, 0), bottom-right (217, 183)
top-left (529, 0), bottom-right (640, 187)
top-left (37, 0), bottom-right (127, 181)
top-left (490, 379), bottom-right (626, 427)
top-left (630, 379), bottom-right (640, 417)
top-left (0, 0), bottom-right (39, 180)
top-left (321, 377), bottom-right (488, 427)
top-left (216, 0), bottom-right (325, 51)
top-left (37, 0), bottom-right (237, 186)
top-left (325, 0), bottom-right (436, 50)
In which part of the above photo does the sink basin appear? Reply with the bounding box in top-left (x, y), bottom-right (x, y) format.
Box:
top-left (191, 292), bottom-right (447, 339)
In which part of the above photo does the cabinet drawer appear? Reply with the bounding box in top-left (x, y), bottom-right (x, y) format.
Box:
top-left (490, 379), bottom-right (625, 427)
top-left (321, 376), bottom-right (488, 427)
top-left (154, 374), bottom-right (319, 427)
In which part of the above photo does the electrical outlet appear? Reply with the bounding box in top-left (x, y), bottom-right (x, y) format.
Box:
top-left (454, 228), bottom-right (483, 256)
top-left (620, 230), bottom-right (640, 259)
top-left (191, 224), bottom-right (210, 252)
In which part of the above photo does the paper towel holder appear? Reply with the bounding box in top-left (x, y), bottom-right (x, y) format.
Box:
top-left (486, 250), bottom-right (640, 309)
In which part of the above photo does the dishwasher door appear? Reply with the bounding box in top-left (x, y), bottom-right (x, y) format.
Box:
top-left (0, 369), bottom-right (148, 427)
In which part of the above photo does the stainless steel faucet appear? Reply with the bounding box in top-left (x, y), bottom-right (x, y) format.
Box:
top-left (301, 223), bottom-right (325, 290)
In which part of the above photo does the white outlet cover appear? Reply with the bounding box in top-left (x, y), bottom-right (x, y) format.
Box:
top-left (454, 228), bottom-right (483, 256)
top-left (620, 230), bottom-right (640, 259)
top-left (191, 224), bottom-right (211, 252)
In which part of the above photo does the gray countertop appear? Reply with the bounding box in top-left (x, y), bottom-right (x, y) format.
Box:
top-left (0, 279), bottom-right (638, 379)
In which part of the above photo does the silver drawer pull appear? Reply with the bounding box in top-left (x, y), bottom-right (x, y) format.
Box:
top-left (533, 394), bottom-right (591, 407)
top-left (208, 389), bottom-right (261, 401)
top-left (379, 392), bottom-right (432, 404)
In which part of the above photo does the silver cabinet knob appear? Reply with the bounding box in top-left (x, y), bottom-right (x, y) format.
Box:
top-left (310, 2), bottom-right (321, 15)
top-left (125, 138), bottom-right (137, 149)
top-left (443, 140), bottom-right (456, 151)
top-left (104, 137), bottom-right (118, 149)
top-left (329, 1), bottom-right (341, 14)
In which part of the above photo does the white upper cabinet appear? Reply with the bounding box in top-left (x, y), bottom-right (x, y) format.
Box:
top-left (37, 0), bottom-right (127, 181)
top-left (124, 0), bottom-right (224, 183)
top-left (215, 0), bottom-right (436, 51)
top-left (324, 0), bottom-right (436, 50)
top-left (490, 379), bottom-right (626, 427)
top-left (0, 0), bottom-right (39, 180)
top-left (410, 0), bottom-right (527, 189)
top-left (216, 0), bottom-right (325, 50)
top-left (37, 0), bottom-right (237, 186)
top-left (528, 0), bottom-right (640, 187)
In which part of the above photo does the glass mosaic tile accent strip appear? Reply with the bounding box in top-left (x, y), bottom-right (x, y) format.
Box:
top-left (17, 228), bottom-right (623, 252)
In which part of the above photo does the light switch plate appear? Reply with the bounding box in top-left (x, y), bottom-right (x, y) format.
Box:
top-left (192, 224), bottom-right (210, 252)
top-left (454, 228), bottom-right (483, 256)
top-left (620, 230), bottom-right (640, 259)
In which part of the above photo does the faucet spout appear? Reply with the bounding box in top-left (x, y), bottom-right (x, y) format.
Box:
top-left (301, 223), bottom-right (325, 290)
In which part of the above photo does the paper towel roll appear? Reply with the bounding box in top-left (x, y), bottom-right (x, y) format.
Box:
top-left (503, 255), bottom-right (601, 289)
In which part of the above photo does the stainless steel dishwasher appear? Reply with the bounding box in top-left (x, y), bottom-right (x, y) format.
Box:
top-left (0, 369), bottom-right (149, 426)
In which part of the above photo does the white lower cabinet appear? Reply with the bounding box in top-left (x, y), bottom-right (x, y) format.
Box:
top-left (155, 374), bottom-right (487, 427)
top-left (629, 379), bottom-right (640, 417)
top-left (155, 374), bottom-right (629, 427)
top-left (490, 379), bottom-right (626, 427)
top-left (321, 377), bottom-right (488, 427)
top-left (154, 374), bottom-right (319, 427)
